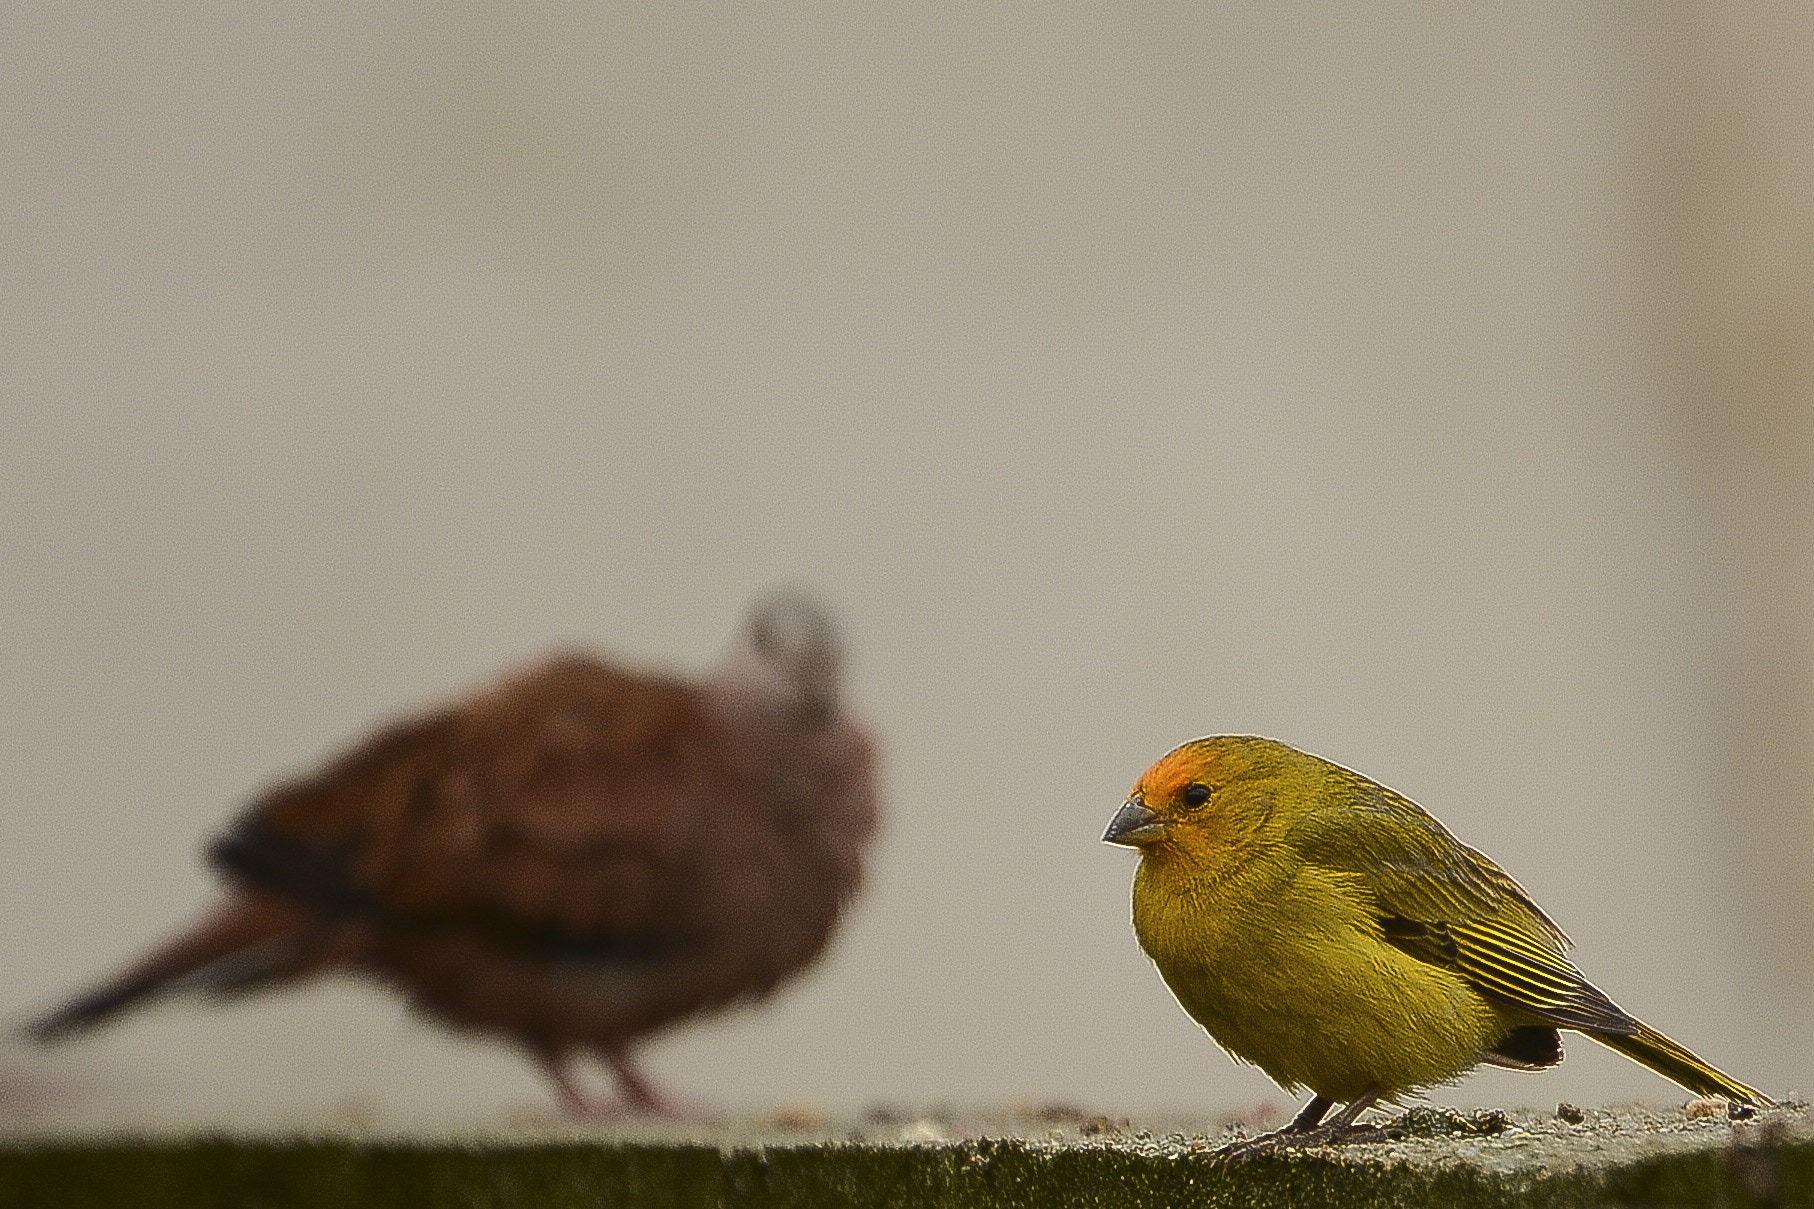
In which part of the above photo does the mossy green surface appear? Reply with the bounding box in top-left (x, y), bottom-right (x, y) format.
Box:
top-left (0, 1135), bottom-right (1807, 1209)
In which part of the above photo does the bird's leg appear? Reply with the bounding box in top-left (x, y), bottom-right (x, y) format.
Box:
top-left (538, 1049), bottom-right (621, 1120)
top-left (529, 1038), bottom-right (685, 1118)
top-left (1284, 1095), bottom-right (1333, 1133)
top-left (1322, 1089), bottom-right (1385, 1133)
top-left (534, 1047), bottom-right (689, 1120)
top-left (606, 1049), bottom-right (686, 1120)
top-left (536, 1042), bottom-right (693, 1121)
top-left (1211, 1088), bottom-right (1389, 1162)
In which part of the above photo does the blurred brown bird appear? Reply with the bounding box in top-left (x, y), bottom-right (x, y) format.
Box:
top-left (25, 590), bottom-right (880, 1117)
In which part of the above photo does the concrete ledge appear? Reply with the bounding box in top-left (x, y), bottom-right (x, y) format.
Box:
top-left (1, 1104), bottom-right (1807, 1207)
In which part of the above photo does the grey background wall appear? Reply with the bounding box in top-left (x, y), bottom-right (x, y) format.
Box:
top-left (4, 2), bottom-right (1810, 1124)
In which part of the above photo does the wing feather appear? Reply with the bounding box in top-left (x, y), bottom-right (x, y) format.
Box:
top-left (212, 656), bottom-right (717, 945)
top-left (1290, 770), bottom-right (1638, 1035)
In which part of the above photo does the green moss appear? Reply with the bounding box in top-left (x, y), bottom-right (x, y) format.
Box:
top-left (0, 1135), bottom-right (1806, 1209)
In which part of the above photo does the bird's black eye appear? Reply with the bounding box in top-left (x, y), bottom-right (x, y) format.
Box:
top-left (1182, 784), bottom-right (1211, 808)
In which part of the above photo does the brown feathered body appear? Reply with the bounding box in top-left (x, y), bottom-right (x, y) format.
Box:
top-left (28, 593), bottom-right (879, 1114)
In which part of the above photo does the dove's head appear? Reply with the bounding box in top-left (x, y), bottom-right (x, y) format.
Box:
top-left (723, 588), bottom-right (846, 724)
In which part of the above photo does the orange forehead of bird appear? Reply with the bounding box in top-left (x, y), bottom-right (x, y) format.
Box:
top-left (1135, 738), bottom-right (1232, 803)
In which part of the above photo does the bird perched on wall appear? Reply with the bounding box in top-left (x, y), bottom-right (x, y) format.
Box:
top-left (1103, 735), bottom-right (1770, 1158)
top-left (26, 589), bottom-right (879, 1117)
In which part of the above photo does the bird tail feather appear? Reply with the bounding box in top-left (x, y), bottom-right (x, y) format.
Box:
top-left (21, 893), bottom-right (309, 1043)
top-left (1591, 1021), bottom-right (1772, 1107)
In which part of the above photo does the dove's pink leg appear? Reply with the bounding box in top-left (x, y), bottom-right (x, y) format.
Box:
top-left (537, 1048), bottom-right (684, 1120)
top-left (606, 1049), bottom-right (683, 1118)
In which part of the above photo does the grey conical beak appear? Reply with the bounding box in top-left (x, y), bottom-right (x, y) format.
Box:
top-left (1102, 796), bottom-right (1165, 846)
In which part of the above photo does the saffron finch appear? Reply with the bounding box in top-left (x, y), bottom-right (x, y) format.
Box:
top-left (1103, 735), bottom-right (1769, 1154)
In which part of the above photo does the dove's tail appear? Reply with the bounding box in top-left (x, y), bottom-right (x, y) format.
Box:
top-left (22, 892), bottom-right (315, 1043)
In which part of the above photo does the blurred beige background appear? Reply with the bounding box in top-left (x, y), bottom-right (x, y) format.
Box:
top-left (3, 2), bottom-right (1811, 1125)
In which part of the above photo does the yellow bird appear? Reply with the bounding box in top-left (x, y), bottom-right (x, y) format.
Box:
top-left (1103, 735), bottom-right (1770, 1153)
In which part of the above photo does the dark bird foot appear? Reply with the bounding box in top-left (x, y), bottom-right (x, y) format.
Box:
top-left (1210, 1089), bottom-right (1392, 1163)
top-left (1209, 1120), bottom-right (1397, 1163)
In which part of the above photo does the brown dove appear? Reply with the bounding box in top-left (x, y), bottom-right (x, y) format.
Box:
top-left (26, 589), bottom-right (879, 1117)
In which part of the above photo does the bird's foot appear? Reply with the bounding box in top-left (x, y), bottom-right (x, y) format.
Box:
top-left (539, 1050), bottom-right (692, 1122)
top-left (553, 1088), bottom-right (690, 1123)
top-left (1210, 1090), bottom-right (1393, 1163)
top-left (1210, 1120), bottom-right (1397, 1163)
top-left (604, 1051), bottom-right (691, 1121)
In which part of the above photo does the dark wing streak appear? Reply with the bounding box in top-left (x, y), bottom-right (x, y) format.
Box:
top-left (1376, 915), bottom-right (1638, 1034)
top-left (210, 820), bottom-right (371, 913)
top-left (214, 813), bottom-right (699, 968)
top-left (1446, 921), bottom-right (1637, 1034)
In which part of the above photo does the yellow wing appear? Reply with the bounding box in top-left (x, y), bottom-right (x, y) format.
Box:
top-left (1288, 768), bottom-right (1634, 1033)
top-left (1288, 768), bottom-right (1771, 1105)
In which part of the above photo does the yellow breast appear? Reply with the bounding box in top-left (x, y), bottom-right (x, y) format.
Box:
top-left (1132, 850), bottom-right (1505, 1102)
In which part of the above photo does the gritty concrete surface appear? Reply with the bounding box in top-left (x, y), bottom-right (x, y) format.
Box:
top-left (4, 1095), bottom-right (1807, 1167)
top-left (3, 1099), bottom-right (1810, 1209)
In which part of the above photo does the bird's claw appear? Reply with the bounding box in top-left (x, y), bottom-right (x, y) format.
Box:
top-left (1209, 1121), bottom-right (1399, 1164)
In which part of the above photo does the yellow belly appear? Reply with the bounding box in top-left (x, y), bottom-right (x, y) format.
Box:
top-left (1133, 857), bottom-right (1507, 1102)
